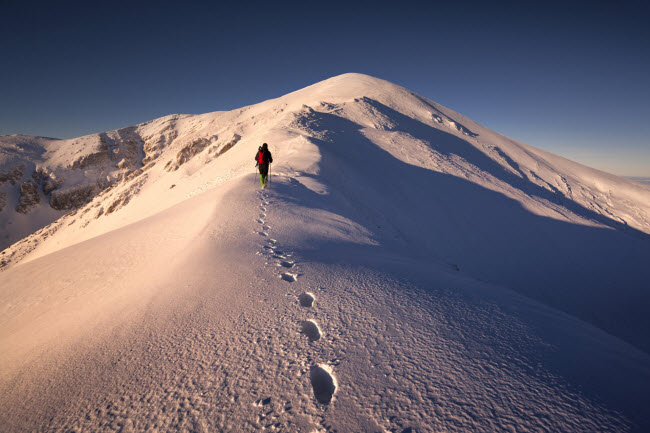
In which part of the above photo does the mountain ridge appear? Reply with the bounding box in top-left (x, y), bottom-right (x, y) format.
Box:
top-left (2, 73), bottom-right (650, 431)
top-left (2, 73), bottom-right (650, 353)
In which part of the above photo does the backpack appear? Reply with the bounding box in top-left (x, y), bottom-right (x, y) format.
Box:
top-left (257, 149), bottom-right (267, 165)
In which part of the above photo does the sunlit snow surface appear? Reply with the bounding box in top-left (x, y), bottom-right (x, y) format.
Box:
top-left (1, 74), bottom-right (650, 432)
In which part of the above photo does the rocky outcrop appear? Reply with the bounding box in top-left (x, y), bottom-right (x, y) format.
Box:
top-left (209, 134), bottom-right (241, 157)
top-left (142, 128), bottom-right (177, 165)
top-left (31, 168), bottom-right (63, 195)
top-left (0, 164), bottom-right (25, 185)
top-left (69, 129), bottom-right (143, 172)
top-left (50, 185), bottom-right (96, 211)
top-left (15, 182), bottom-right (40, 213)
top-left (31, 168), bottom-right (46, 184)
top-left (104, 175), bottom-right (148, 216)
top-left (42, 177), bottom-right (63, 195)
top-left (70, 150), bottom-right (110, 170)
top-left (164, 137), bottom-right (212, 172)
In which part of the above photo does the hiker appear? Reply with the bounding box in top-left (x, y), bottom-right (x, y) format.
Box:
top-left (255, 143), bottom-right (273, 188)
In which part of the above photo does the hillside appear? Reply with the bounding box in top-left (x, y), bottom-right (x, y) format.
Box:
top-left (1, 73), bottom-right (650, 432)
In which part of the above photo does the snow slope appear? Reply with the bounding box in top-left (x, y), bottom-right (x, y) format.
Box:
top-left (1, 73), bottom-right (650, 432)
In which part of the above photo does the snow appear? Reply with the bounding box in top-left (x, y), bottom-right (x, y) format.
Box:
top-left (628, 176), bottom-right (650, 185)
top-left (1, 73), bottom-right (650, 432)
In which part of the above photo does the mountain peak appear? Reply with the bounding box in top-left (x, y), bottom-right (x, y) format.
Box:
top-left (281, 73), bottom-right (413, 106)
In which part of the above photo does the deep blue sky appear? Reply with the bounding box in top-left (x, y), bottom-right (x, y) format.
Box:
top-left (2, 0), bottom-right (649, 176)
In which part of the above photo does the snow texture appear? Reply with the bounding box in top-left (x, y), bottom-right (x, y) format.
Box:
top-left (1, 73), bottom-right (650, 432)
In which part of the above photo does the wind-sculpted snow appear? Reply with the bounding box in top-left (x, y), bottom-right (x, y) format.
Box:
top-left (275, 95), bottom-right (650, 353)
top-left (0, 172), bottom-right (648, 431)
top-left (1, 73), bottom-right (650, 431)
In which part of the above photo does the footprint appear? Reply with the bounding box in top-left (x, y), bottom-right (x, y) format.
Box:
top-left (254, 397), bottom-right (272, 406)
top-left (259, 213), bottom-right (266, 218)
top-left (309, 365), bottom-right (336, 405)
top-left (298, 292), bottom-right (314, 307)
top-left (267, 239), bottom-right (277, 244)
top-left (279, 261), bottom-right (294, 268)
top-left (280, 272), bottom-right (297, 282)
top-left (260, 206), bottom-right (267, 212)
top-left (259, 232), bottom-right (268, 237)
top-left (257, 219), bottom-right (265, 224)
top-left (300, 320), bottom-right (321, 341)
top-left (262, 225), bottom-right (271, 231)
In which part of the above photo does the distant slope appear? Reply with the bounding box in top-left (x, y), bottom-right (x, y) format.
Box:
top-left (0, 113), bottom-right (240, 251)
top-left (627, 176), bottom-right (650, 185)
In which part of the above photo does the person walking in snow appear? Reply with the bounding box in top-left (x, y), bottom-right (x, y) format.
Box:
top-left (255, 143), bottom-right (273, 188)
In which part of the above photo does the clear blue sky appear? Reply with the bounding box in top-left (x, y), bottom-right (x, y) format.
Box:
top-left (1, 0), bottom-right (649, 176)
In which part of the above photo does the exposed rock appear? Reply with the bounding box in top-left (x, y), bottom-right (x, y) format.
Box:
top-left (142, 128), bottom-right (178, 165)
top-left (165, 137), bottom-right (212, 172)
top-left (105, 175), bottom-right (148, 216)
top-left (70, 129), bottom-right (143, 171)
top-left (123, 169), bottom-right (143, 183)
top-left (50, 185), bottom-right (96, 210)
top-left (42, 177), bottom-right (63, 195)
top-left (0, 192), bottom-right (6, 212)
top-left (15, 182), bottom-right (40, 213)
top-left (0, 164), bottom-right (25, 185)
top-left (31, 168), bottom-right (63, 195)
top-left (70, 151), bottom-right (110, 170)
top-left (31, 168), bottom-right (46, 184)
top-left (209, 133), bottom-right (241, 157)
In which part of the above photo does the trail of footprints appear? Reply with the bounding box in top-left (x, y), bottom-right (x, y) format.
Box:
top-left (255, 190), bottom-right (337, 409)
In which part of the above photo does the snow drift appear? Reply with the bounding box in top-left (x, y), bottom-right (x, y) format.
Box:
top-left (1, 73), bottom-right (650, 432)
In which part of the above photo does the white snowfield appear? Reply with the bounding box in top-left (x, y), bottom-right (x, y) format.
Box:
top-left (1, 73), bottom-right (650, 432)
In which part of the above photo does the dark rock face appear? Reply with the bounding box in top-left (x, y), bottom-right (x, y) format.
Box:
top-left (50, 185), bottom-right (96, 211)
top-left (31, 168), bottom-right (63, 195)
top-left (0, 164), bottom-right (25, 185)
top-left (31, 169), bottom-right (46, 184)
top-left (0, 192), bottom-right (6, 212)
top-left (42, 178), bottom-right (62, 195)
top-left (15, 182), bottom-right (40, 213)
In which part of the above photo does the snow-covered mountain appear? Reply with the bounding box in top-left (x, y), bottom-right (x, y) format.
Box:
top-left (1, 73), bottom-right (650, 432)
top-left (628, 176), bottom-right (650, 186)
top-left (0, 114), bottom-right (241, 251)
